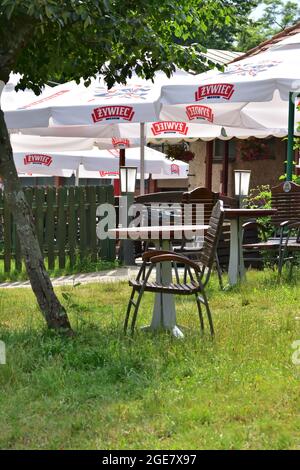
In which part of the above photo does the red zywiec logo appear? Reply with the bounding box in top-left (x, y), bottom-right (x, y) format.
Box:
top-left (24, 154), bottom-right (53, 166)
top-left (171, 164), bottom-right (180, 175)
top-left (186, 105), bottom-right (214, 123)
top-left (21, 90), bottom-right (70, 109)
top-left (195, 83), bottom-right (235, 101)
top-left (92, 106), bottom-right (135, 122)
top-left (112, 138), bottom-right (130, 149)
top-left (151, 121), bottom-right (189, 136)
top-left (99, 171), bottom-right (119, 177)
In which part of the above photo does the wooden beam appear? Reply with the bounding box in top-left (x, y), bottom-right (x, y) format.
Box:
top-left (205, 141), bottom-right (214, 191)
top-left (222, 141), bottom-right (229, 195)
top-left (119, 148), bottom-right (126, 167)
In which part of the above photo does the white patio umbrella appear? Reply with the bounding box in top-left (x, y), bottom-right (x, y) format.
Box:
top-left (160, 33), bottom-right (300, 179)
top-left (5, 41), bottom-right (300, 187)
top-left (2, 69), bottom-right (196, 194)
top-left (3, 68), bottom-right (197, 128)
top-left (17, 120), bottom-right (288, 141)
top-left (161, 37), bottom-right (300, 117)
top-left (12, 143), bottom-right (188, 180)
top-left (10, 133), bottom-right (95, 151)
top-left (1, 74), bottom-right (51, 111)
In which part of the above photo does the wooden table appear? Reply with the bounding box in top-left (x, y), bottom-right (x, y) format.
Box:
top-left (109, 224), bottom-right (209, 337)
top-left (224, 209), bottom-right (277, 286)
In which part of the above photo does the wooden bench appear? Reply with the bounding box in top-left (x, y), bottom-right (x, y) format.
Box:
top-left (243, 181), bottom-right (300, 275)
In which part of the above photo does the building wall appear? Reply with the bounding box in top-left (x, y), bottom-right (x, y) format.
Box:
top-left (156, 178), bottom-right (188, 190)
top-left (188, 141), bottom-right (207, 189)
top-left (232, 138), bottom-right (286, 194)
top-left (188, 137), bottom-right (287, 195)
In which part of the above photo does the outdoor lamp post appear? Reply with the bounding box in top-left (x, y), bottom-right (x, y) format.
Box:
top-left (119, 166), bottom-right (137, 266)
top-left (234, 170), bottom-right (251, 207)
top-left (120, 166), bottom-right (137, 194)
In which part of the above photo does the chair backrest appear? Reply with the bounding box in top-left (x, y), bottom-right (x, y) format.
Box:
top-left (135, 191), bottom-right (184, 204)
top-left (199, 200), bottom-right (225, 272)
top-left (182, 187), bottom-right (237, 224)
top-left (182, 187), bottom-right (219, 224)
top-left (271, 182), bottom-right (300, 226)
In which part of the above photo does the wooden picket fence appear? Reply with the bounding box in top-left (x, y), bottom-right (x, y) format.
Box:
top-left (0, 186), bottom-right (116, 273)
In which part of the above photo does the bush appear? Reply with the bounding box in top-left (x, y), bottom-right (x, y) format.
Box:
top-left (244, 185), bottom-right (273, 240)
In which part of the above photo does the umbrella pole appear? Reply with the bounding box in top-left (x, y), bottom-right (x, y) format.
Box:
top-left (287, 91), bottom-right (295, 182)
top-left (140, 122), bottom-right (145, 195)
top-left (115, 148), bottom-right (126, 197)
top-left (222, 141), bottom-right (229, 195)
top-left (120, 148), bottom-right (125, 167)
top-left (205, 142), bottom-right (213, 191)
top-left (75, 166), bottom-right (80, 186)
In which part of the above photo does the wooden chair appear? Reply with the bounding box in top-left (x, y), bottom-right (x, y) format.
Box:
top-left (134, 187), bottom-right (235, 288)
top-left (243, 182), bottom-right (300, 275)
top-left (135, 191), bottom-right (184, 205)
top-left (133, 191), bottom-right (184, 257)
top-left (124, 200), bottom-right (225, 337)
top-left (174, 187), bottom-right (236, 288)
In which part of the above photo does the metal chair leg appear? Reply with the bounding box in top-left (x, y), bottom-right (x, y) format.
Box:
top-left (215, 254), bottom-right (224, 290)
top-left (130, 287), bottom-right (146, 336)
top-left (278, 246), bottom-right (286, 278)
top-left (124, 288), bottom-right (137, 334)
top-left (129, 265), bottom-right (154, 336)
top-left (201, 290), bottom-right (214, 337)
top-left (195, 294), bottom-right (204, 333)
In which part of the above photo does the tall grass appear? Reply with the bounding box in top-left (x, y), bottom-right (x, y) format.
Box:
top-left (0, 270), bottom-right (300, 449)
top-left (0, 256), bottom-right (119, 283)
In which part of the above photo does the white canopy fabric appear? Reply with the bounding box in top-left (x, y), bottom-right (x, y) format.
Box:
top-left (1, 74), bottom-right (51, 111)
top-left (3, 70), bottom-right (194, 129)
top-left (5, 36), bottom-right (300, 133)
top-left (160, 34), bottom-right (300, 130)
top-left (11, 134), bottom-right (95, 151)
top-left (18, 167), bottom-right (188, 181)
top-left (13, 145), bottom-right (188, 179)
top-left (15, 121), bottom-right (290, 142)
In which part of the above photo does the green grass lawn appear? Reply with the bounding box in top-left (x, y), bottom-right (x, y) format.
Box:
top-left (1, 270), bottom-right (300, 450)
top-left (0, 257), bottom-right (119, 283)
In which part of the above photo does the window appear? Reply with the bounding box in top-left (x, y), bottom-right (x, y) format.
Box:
top-left (238, 137), bottom-right (276, 161)
top-left (20, 177), bottom-right (55, 186)
top-left (213, 139), bottom-right (236, 163)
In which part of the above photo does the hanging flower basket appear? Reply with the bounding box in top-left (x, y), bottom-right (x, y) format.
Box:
top-left (180, 150), bottom-right (195, 162)
top-left (239, 139), bottom-right (275, 161)
top-left (166, 145), bottom-right (195, 162)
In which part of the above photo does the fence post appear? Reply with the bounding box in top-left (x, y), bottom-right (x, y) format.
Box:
top-left (87, 186), bottom-right (97, 263)
top-left (68, 187), bottom-right (76, 268)
top-left (45, 186), bottom-right (56, 270)
top-left (105, 185), bottom-right (116, 261)
top-left (0, 190), bottom-right (4, 271)
top-left (79, 186), bottom-right (86, 262)
top-left (35, 187), bottom-right (45, 256)
top-left (58, 187), bottom-right (67, 269)
top-left (3, 193), bottom-right (11, 273)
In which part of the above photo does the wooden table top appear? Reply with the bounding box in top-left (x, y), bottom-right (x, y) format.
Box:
top-left (108, 224), bottom-right (209, 240)
top-left (224, 208), bottom-right (277, 219)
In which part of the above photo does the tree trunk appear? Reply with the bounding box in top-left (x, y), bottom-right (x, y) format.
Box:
top-left (0, 107), bottom-right (72, 334)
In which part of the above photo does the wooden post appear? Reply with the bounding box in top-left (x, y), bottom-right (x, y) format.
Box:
top-left (46, 187), bottom-right (55, 270)
top-left (68, 187), bottom-right (76, 268)
top-left (205, 141), bottom-right (214, 191)
top-left (222, 141), bottom-right (229, 195)
top-left (119, 148), bottom-right (125, 167)
top-left (58, 187), bottom-right (67, 269)
top-left (140, 123), bottom-right (146, 195)
top-left (118, 148), bottom-right (126, 197)
top-left (287, 92), bottom-right (295, 181)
